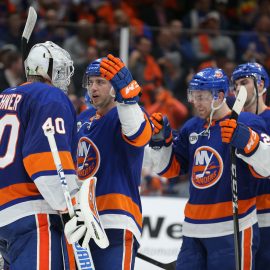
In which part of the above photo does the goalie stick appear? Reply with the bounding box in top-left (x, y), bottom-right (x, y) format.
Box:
top-left (230, 85), bottom-right (247, 270)
top-left (137, 253), bottom-right (176, 270)
top-left (21, 6), bottom-right (37, 64)
top-left (43, 126), bottom-right (96, 270)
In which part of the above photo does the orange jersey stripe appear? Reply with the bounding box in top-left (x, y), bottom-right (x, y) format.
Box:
top-left (37, 214), bottom-right (50, 270)
top-left (96, 193), bottom-right (142, 228)
top-left (256, 194), bottom-right (270, 210)
top-left (185, 198), bottom-right (256, 220)
top-left (0, 182), bottom-right (40, 206)
top-left (122, 114), bottom-right (152, 147)
top-left (24, 151), bottom-right (75, 177)
top-left (123, 230), bottom-right (133, 270)
top-left (242, 227), bottom-right (252, 270)
top-left (66, 240), bottom-right (76, 270)
top-left (162, 155), bottom-right (181, 179)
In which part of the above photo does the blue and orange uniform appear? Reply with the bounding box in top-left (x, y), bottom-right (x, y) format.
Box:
top-left (0, 82), bottom-right (78, 270)
top-left (148, 111), bottom-right (267, 270)
top-left (77, 105), bottom-right (152, 269)
top-left (253, 108), bottom-right (270, 269)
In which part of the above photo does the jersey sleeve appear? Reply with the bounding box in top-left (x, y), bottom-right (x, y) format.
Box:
top-left (237, 113), bottom-right (270, 177)
top-left (117, 103), bottom-right (152, 147)
top-left (22, 96), bottom-right (78, 211)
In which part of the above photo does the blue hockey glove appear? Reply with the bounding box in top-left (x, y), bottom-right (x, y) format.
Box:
top-left (149, 113), bottom-right (173, 149)
top-left (100, 54), bottom-right (141, 104)
top-left (220, 119), bottom-right (260, 155)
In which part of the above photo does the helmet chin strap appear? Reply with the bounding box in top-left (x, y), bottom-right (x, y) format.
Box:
top-left (109, 86), bottom-right (115, 98)
top-left (199, 98), bottom-right (227, 139)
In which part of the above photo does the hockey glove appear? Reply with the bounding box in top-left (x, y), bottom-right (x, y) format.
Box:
top-left (220, 119), bottom-right (260, 156)
top-left (100, 54), bottom-right (141, 104)
top-left (64, 177), bottom-right (109, 249)
top-left (149, 112), bottom-right (173, 149)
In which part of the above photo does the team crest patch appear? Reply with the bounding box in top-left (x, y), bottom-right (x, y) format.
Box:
top-left (191, 146), bottom-right (223, 189)
top-left (77, 137), bottom-right (100, 180)
top-left (214, 70), bottom-right (223, 78)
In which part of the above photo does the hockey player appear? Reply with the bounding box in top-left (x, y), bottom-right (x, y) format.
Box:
top-left (64, 54), bottom-right (152, 269)
top-left (0, 41), bottom-right (90, 270)
top-left (146, 67), bottom-right (268, 270)
top-left (231, 62), bottom-right (270, 269)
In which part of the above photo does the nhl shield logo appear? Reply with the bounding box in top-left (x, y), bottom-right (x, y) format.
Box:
top-left (189, 132), bottom-right (199, 144)
top-left (77, 137), bottom-right (100, 180)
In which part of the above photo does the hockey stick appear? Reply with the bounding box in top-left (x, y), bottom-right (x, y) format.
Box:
top-left (21, 6), bottom-right (37, 64)
top-left (43, 126), bottom-right (96, 270)
top-left (137, 253), bottom-right (176, 270)
top-left (230, 85), bottom-right (247, 270)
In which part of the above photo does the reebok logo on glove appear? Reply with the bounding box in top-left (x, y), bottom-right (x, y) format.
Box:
top-left (245, 129), bottom-right (259, 153)
top-left (122, 80), bottom-right (140, 98)
top-left (100, 54), bottom-right (141, 104)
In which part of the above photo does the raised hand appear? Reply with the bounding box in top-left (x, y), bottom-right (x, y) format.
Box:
top-left (100, 54), bottom-right (141, 104)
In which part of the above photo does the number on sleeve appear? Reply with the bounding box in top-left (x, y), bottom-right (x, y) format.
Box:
top-left (42, 117), bottom-right (66, 134)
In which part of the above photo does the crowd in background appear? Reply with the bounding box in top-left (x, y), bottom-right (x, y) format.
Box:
top-left (1, 0), bottom-right (270, 197)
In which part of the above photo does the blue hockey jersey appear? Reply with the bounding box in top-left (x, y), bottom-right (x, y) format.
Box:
top-left (0, 82), bottom-right (78, 227)
top-left (255, 108), bottom-right (270, 228)
top-left (160, 112), bottom-right (267, 237)
top-left (77, 106), bottom-right (152, 243)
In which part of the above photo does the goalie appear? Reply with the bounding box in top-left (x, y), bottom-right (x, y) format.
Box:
top-left (0, 41), bottom-right (80, 270)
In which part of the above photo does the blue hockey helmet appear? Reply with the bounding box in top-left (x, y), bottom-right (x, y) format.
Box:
top-left (232, 62), bottom-right (269, 89)
top-left (188, 68), bottom-right (229, 102)
top-left (82, 58), bottom-right (105, 88)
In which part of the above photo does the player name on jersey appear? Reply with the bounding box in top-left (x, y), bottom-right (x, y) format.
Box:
top-left (0, 93), bottom-right (22, 111)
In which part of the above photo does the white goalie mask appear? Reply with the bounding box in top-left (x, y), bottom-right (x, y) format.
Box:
top-left (25, 41), bottom-right (74, 93)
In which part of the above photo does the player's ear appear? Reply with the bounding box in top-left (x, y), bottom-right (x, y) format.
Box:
top-left (217, 90), bottom-right (225, 102)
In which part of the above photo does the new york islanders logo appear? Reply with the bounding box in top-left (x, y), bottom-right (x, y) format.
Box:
top-left (191, 146), bottom-right (223, 189)
top-left (77, 137), bottom-right (100, 180)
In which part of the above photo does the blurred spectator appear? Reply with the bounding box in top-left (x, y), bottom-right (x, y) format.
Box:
top-left (213, 0), bottom-right (232, 30)
top-left (257, 0), bottom-right (270, 17)
top-left (169, 19), bottom-right (195, 67)
top-left (138, 0), bottom-right (176, 29)
top-left (192, 11), bottom-right (235, 62)
top-left (112, 8), bottom-right (152, 53)
top-left (182, 0), bottom-right (212, 32)
top-left (237, 14), bottom-right (270, 66)
top-left (68, 1), bottom-right (96, 23)
top-left (1, 13), bottom-right (23, 50)
top-left (72, 45), bottom-right (99, 97)
top-left (158, 51), bottom-right (186, 101)
top-left (146, 86), bottom-right (189, 130)
top-left (237, 1), bottom-right (257, 31)
top-left (129, 36), bottom-right (163, 109)
top-left (152, 27), bottom-right (179, 60)
top-left (94, 17), bottom-right (113, 56)
top-left (97, 0), bottom-right (136, 26)
top-left (34, 8), bottom-right (69, 46)
top-left (63, 19), bottom-right (96, 65)
top-left (0, 47), bottom-right (23, 91)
